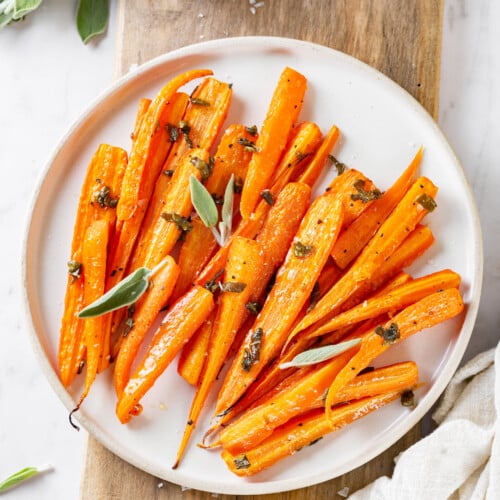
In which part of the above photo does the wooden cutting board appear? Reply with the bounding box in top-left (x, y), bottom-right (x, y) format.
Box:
top-left (81, 1), bottom-right (443, 498)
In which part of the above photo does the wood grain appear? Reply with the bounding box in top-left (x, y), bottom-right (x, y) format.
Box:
top-left (81, 1), bottom-right (443, 498)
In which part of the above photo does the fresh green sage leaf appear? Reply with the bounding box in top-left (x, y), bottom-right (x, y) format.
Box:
top-left (190, 175), bottom-right (218, 228)
top-left (14, 0), bottom-right (42, 18)
top-left (76, 0), bottom-right (109, 44)
top-left (0, 464), bottom-right (52, 493)
top-left (279, 338), bottom-right (361, 369)
top-left (221, 174), bottom-right (234, 233)
top-left (78, 267), bottom-right (152, 318)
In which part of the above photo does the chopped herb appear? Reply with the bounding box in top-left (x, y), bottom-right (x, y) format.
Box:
top-left (165, 123), bottom-right (179, 143)
top-left (374, 323), bottom-right (400, 345)
top-left (233, 176), bottom-right (244, 194)
top-left (401, 390), bottom-right (416, 407)
top-left (295, 151), bottom-right (312, 165)
top-left (189, 97), bottom-right (210, 106)
top-left (190, 156), bottom-right (213, 182)
top-left (94, 185), bottom-right (118, 208)
top-left (238, 137), bottom-right (260, 152)
top-left (160, 212), bottom-right (193, 233)
top-left (122, 317), bottom-right (134, 338)
top-left (293, 241), bottom-right (314, 258)
top-left (163, 169), bottom-right (174, 177)
top-left (205, 269), bottom-right (224, 294)
top-left (307, 281), bottom-right (320, 312)
top-left (220, 281), bottom-right (247, 293)
top-left (351, 179), bottom-right (382, 203)
top-left (245, 125), bottom-right (258, 136)
top-left (328, 154), bottom-right (347, 175)
top-left (245, 301), bottom-right (262, 315)
top-left (67, 260), bottom-right (82, 281)
top-left (242, 328), bottom-right (263, 372)
top-left (178, 120), bottom-right (193, 148)
top-left (417, 193), bottom-right (437, 212)
top-left (212, 193), bottom-right (224, 205)
top-left (260, 189), bottom-right (275, 205)
top-left (234, 455), bottom-right (251, 470)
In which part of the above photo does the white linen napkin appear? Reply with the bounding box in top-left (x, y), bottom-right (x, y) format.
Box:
top-left (350, 342), bottom-right (500, 500)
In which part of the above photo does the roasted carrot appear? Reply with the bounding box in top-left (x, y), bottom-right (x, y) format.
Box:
top-left (130, 148), bottom-right (206, 270)
top-left (131, 98), bottom-right (152, 143)
top-left (301, 268), bottom-right (460, 343)
top-left (116, 69), bottom-right (212, 221)
top-left (107, 92), bottom-right (189, 289)
top-left (332, 148), bottom-right (422, 269)
top-left (214, 193), bottom-right (344, 418)
top-left (222, 390), bottom-right (402, 476)
top-left (174, 237), bottom-right (264, 467)
top-left (288, 176), bottom-right (438, 342)
top-left (113, 256), bottom-right (179, 397)
top-left (171, 217), bottom-right (217, 302)
top-left (240, 67), bottom-right (307, 219)
top-left (77, 219), bottom-right (109, 405)
top-left (324, 287), bottom-right (464, 419)
top-left (134, 78), bottom-right (232, 262)
top-left (116, 285), bottom-right (214, 424)
top-left (296, 125), bottom-right (340, 187)
top-left (58, 144), bottom-right (127, 386)
top-left (217, 361), bottom-right (418, 455)
top-left (177, 310), bottom-right (216, 386)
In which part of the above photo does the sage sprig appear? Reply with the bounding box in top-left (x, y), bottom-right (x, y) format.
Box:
top-left (0, 464), bottom-right (53, 493)
top-left (279, 338), bottom-right (361, 369)
top-left (190, 174), bottom-right (234, 246)
top-left (78, 258), bottom-right (169, 319)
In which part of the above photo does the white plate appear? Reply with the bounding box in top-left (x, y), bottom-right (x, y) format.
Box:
top-left (22, 37), bottom-right (483, 495)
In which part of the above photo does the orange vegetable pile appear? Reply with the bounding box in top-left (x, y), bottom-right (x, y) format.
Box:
top-left (58, 67), bottom-right (464, 476)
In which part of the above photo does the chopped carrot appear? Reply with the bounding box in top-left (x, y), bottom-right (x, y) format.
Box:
top-left (174, 237), bottom-right (264, 467)
top-left (116, 285), bottom-right (215, 424)
top-left (214, 193), bottom-right (344, 418)
top-left (217, 360), bottom-right (418, 455)
top-left (58, 144), bottom-right (127, 387)
top-left (324, 287), bottom-right (464, 419)
top-left (332, 148), bottom-right (422, 269)
top-left (296, 125), bottom-right (340, 187)
top-left (116, 69), bottom-right (212, 221)
top-left (240, 67), bottom-right (307, 219)
top-left (222, 390), bottom-right (402, 476)
top-left (113, 256), bottom-right (179, 397)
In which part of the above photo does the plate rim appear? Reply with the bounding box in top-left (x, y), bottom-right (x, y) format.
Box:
top-left (21, 35), bottom-right (483, 495)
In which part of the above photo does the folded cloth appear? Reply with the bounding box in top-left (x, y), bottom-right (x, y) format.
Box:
top-left (350, 342), bottom-right (500, 500)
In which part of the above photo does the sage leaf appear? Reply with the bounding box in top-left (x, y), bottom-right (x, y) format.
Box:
top-left (279, 338), bottom-right (361, 369)
top-left (0, 464), bottom-right (52, 493)
top-left (76, 0), bottom-right (109, 44)
top-left (221, 174), bottom-right (234, 235)
top-left (78, 267), bottom-right (152, 318)
top-left (190, 175), bottom-right (218, 228)
top-left (14, 0), bottom-right (42, 19)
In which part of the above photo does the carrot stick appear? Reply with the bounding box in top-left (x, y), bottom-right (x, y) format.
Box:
top-left (58, 144), bottom-right (128, 386)
top-left (222, 390), bottom-right (402, 476)
top-left (177, 310), bottom-right (216, 386)
top-left (77, 219), bottom-right (109, 405)
top-left (135, 78), bottom-right (232, 261)
top-left (296, 125), bottom-right (340, 187)
top-left (214, 193), bottom-right (344, 418)
top-left (131, 148), bottom-right (206, 270)
top-left (116, 69), bottom-right (212, 221)
top-left (174, 237), bottom-right (264, 468)
top-left (332, 148), bottom-right (422, 269)
top-left (324, 287), bottom-right (464, 419)
top-left (116, 285), bottom-right (215, 424)
top-left (218, 360), bottom-right (418, 455)
top-left (171, 217), bottom-right (218, 302)
top-left (131, 98), bottom-right (152, 143)
top-left (113, 256), bottom-right (179, 397)
top-left (288, 176), bottom-right (438, 343)
top-left (240, 67), bottom-right (307, 219)
top-left (107, 92), bottom-right (189, 289)
top-left (302, 268), bottom-right (461, 343)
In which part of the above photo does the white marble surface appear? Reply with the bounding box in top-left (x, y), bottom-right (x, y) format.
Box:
top-left (0, 0), bottom-right (498, 499)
